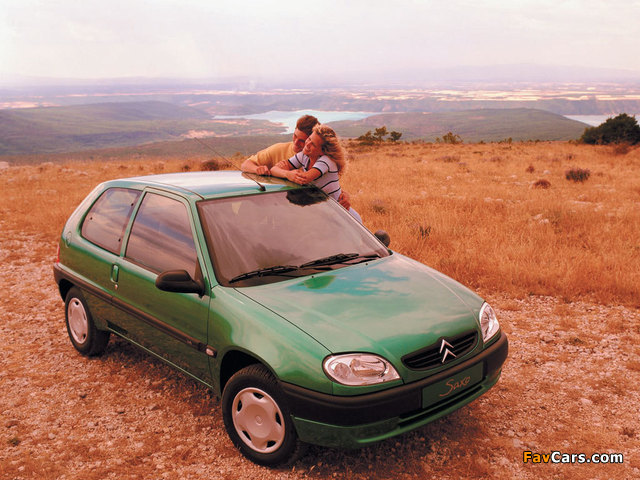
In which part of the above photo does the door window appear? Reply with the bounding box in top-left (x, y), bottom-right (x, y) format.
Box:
top-left (81, 188), bottom-right (141, 254)
top-left (125, 193), bottom-right (198, 278)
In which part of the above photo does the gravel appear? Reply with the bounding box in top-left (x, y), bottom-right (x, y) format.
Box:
top-left (1, 227), bottom-right (638, 479)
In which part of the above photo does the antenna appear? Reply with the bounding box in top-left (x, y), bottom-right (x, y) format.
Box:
top-left (191, 136), bottom-right (266, 191)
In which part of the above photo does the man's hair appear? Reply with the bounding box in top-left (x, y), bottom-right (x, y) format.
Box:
top-left (296, 115), bottom-right (319, 136)
top-left (313, 124), bottom-right (346, 172)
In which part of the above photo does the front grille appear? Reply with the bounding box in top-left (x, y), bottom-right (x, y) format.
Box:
top-left (402, 331), bottom-right (478, 370)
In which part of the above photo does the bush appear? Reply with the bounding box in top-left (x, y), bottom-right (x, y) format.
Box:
top-left (533, 179), bottom-right (551, 189)
top-left (580, 113), bottom-right (640, 145)
top-left (436, 132), bottom-right (463, 144)
top-left (565, 168), bottom-right (591, 183)
top-left (357, 126), bottom-right (403, 145)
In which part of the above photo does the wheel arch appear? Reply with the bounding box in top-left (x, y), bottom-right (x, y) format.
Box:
top-left (58, 278), bottom-right (74, 302)
top-left (219, 350), bottom-right (265, 394)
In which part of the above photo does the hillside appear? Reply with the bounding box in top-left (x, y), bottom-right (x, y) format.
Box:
top-left (0, 101), bottom-right (285, 155)
top-left (328, 108), bottom-right (588, 142)
top-left (1, 142), bottom-right (638, 479)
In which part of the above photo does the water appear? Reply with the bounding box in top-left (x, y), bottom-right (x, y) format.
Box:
top-left (214, 109), bottom-right (375, 133)
top-left (564, 114), bottom-right (639, 126)
top-left (217, 110), bottom-right (637, 131)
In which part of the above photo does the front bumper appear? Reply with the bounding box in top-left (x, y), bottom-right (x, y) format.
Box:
top-left (280, 331), bottom-right (508, 448)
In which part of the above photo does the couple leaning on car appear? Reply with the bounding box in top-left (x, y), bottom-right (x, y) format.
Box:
top-left (240, 115), bottom-right (362, 222)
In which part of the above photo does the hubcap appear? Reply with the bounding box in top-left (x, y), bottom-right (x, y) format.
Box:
top-left (231, 387), bottom-right (285, 453)
top-left (68, 298), bottom-right (89, 345)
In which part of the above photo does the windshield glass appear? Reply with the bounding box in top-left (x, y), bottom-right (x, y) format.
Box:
top-left (198, 188), bottom-right (389, 286)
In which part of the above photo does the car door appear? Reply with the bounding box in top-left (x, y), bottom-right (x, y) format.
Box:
top-left (73, 186), bottom-right (142, 327)
top-left (112, 190), bottom-right (213, 384)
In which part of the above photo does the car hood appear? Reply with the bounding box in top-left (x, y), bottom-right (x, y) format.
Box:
top-left (236, 254), bottom-right (483, 368)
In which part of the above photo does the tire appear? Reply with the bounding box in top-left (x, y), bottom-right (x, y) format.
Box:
top-left (222, 364), bottom-right (301, 466)
top-left (64, 287), bottom-right (110, 356)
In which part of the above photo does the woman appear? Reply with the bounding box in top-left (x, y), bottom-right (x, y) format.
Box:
top-left (270, 124), bottom-right (361, 221)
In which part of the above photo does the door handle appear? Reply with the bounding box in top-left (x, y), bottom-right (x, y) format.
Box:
top-left (111, 264), bottom-right (119, 283)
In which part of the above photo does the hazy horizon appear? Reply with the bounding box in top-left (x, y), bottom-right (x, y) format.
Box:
top-left (2, 0), bottom-right (640, 86)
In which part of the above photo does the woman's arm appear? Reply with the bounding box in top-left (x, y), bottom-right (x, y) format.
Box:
top-left (291, 168), bottom-right (321, 184)
top-left (270, 160), bottom-right (298, 182)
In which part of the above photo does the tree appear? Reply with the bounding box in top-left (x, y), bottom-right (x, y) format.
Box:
top-left (388, 131), bottom-right (403, 142)
top-left (580, 113), bottom-right (640, 145)
top-left (356, 125), bottom-right (403, 145)
top-left (436, 132), bottom-right (463, 144)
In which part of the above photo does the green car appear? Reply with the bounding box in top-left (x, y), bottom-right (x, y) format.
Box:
top-left (54, 171), bottom-right (508, 465)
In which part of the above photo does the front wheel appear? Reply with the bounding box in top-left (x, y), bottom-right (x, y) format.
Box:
top-left (65, 287), bottom-right (110, 356)
top-left (222, 364), bottom-right (301, 466)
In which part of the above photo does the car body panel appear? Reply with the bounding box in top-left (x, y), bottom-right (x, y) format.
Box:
top-left (54, 170), bottom-right (508, 452)
top-left (237, 253), bottom-right (485, 388)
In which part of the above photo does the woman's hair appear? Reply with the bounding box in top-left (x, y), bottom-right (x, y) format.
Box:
top-left (313, 124), bottom-right (346, 172)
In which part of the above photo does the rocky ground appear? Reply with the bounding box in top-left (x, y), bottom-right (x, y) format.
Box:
top-left (1, 226), bottom-right (638, 480)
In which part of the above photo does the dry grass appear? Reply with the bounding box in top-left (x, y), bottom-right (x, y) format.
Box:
top-left (1, 142), bottom-right (639, 307)
top-left (343, 141), bottom-right (640, 307)
top-left (2, 145), bottom-right (639, 479)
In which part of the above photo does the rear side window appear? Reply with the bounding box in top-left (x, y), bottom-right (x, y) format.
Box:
top-left (125, 193), bottom-right (198, 278)
top-left (81, 188), bottom-right (141, 254)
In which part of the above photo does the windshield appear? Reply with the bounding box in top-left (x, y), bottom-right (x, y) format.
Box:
top-left (198, 188), bottom-right (389, 286)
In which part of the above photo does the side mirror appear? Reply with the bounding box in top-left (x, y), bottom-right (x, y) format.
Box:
top-left (156, 270), bottom-right (204, 296)
top-left (374, 230), bottom-right (391, 247)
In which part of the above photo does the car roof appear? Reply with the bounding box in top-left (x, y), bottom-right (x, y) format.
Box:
top-left (111, 171), bottom-right (299, 199)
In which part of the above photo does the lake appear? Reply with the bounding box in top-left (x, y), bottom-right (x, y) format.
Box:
top-left (563, 114), bottom-right (639, 126)
top-left (216, 110), bottom-right (637, 131)
top-left (214, 109), bottom-right (375, 133)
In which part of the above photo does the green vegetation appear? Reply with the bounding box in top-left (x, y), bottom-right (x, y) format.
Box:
top-left (436, 132), bottom-right (463, 144)
top-left (580, 113), bottom-right (640, 145)
top-left (356, 126), bottom-right (403, 145)
top-left (329, 108), bottom-right (587, 143)
top-left (565, 167), bottom-right (591, 182)
top-left (0, 101), bottom-right (285, 155)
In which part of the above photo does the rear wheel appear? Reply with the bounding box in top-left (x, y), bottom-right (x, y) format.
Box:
top-left (222, 364), bottom-right (301, 466)
top-left (65, 287), bottom-right (110, 356)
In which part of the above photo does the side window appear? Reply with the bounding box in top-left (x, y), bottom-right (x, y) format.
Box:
top-left (81, 188), bottom-right (141, 254)
top-left (125, 193), bottom-right (198, 278)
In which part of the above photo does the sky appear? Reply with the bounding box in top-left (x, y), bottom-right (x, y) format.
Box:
top-left (2, 0), bottom-right (640, 83)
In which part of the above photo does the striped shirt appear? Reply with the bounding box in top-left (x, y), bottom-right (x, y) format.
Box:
top-left (288, 153), bottom-right (342, 201)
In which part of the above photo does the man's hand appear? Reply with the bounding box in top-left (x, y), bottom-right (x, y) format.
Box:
top-left (255, 165), bottom-right (270, 175)
top-left (338, 190), bottom-right (351, 209)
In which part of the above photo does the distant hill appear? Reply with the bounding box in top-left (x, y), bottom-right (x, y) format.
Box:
top-left (0, 101), bottom-right (285, 155)
top-left (327, 108), bottom-right (588, 142)
top-left (1, 102), bottom-right (590, 157)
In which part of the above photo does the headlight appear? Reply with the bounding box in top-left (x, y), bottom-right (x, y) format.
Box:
top-left (323, 353), bottom-right (400, 386)
top-left (479, 302), bottom-right (500, 342)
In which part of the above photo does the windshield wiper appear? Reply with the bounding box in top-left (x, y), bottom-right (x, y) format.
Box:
top-left (229, 265), bottom-right (298, 283)
top-left (299, 252), bottom-right (381, 269)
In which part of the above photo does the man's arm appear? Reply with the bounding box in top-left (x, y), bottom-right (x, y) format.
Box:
top-left (240, 156), bottom-right (270, 175)
top-left (338, 190), bottom-right (351, 209)
top-left (241, 142), bottom-right (294, 176)
top-left (270, 161), bottom-right (299, 182)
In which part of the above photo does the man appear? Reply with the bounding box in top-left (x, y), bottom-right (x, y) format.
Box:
top-left (241, 114), bottom-right (351, 209)
top-left (240, 115), bottom-right (318, 176)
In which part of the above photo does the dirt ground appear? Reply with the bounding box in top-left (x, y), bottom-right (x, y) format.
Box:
top-left (1, 226), bottom-right (638, 480)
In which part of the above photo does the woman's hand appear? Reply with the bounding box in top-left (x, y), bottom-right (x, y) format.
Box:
top-left (287, 169), bottom-right (309, 184)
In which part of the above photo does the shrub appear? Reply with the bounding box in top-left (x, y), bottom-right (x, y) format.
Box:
top-left (533, 179), bottom-right (551, 189)
top-left (612, 143), bottom-right (630, 155)
top-left (565, 168), bottom-right (591, 182)
top-left (200, 158), bottom-right (233, 171)
top-left (580, 113), bottom-right (640, 145)
top-left (436, 132), bottom-right (463, 144)
top-left (526, 165), bottom-right (535, 173)
top-left (357, 126), bottom-right (403, 145)
top-left (436, 155), bottom-right (460, 163)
